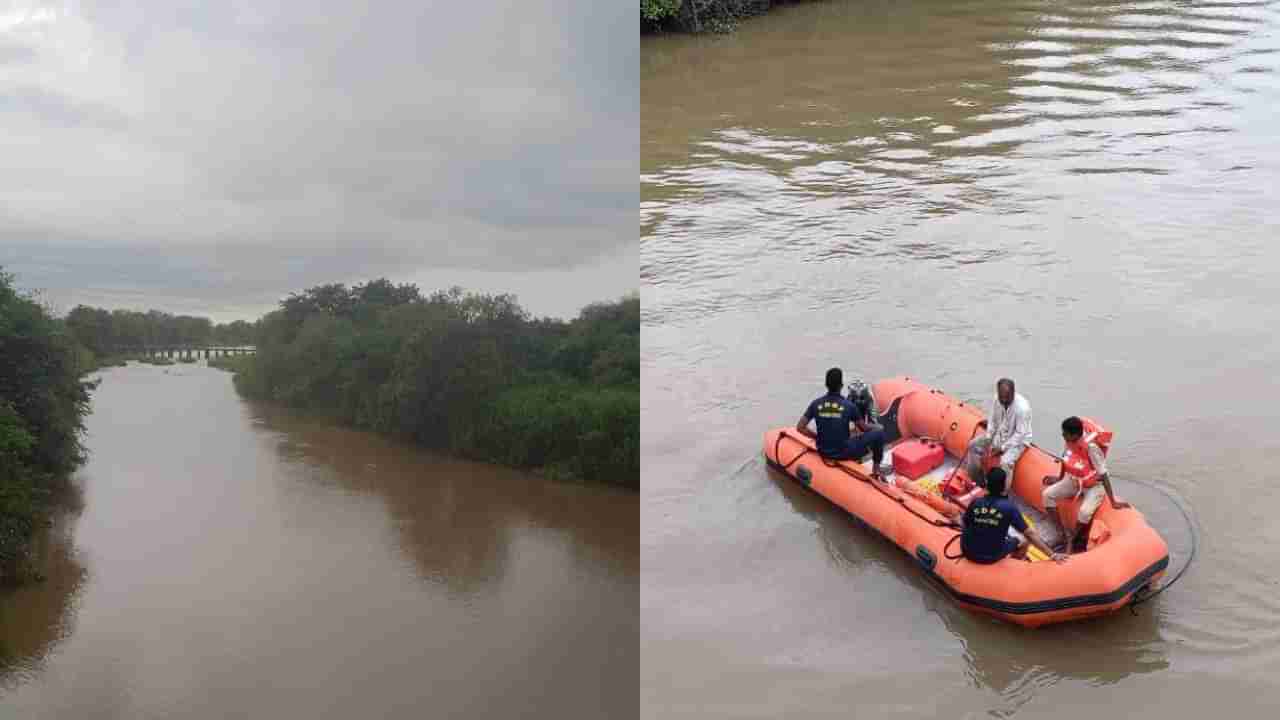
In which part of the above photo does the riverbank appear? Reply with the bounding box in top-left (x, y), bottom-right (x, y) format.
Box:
top-left (211, 281), bottom-right (638, 490)
top-left (214, 356), bottom-right (635, 488)
top-left (81, 354), bottom-right (178, 374)
top-left (207, 355), bottom-right (252, 373)
top-left (642, 0), bottom-right (802, 34)
top-left (0, 269), bottom-right (94, 585)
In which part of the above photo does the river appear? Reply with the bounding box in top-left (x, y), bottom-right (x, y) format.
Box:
top-left (0, 361), bottom-right (637, 718)
top-left (642, 0), bottom-right (1280, 717)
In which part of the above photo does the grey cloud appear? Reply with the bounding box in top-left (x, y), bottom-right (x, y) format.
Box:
top-left (1, 0), bottom-right (635, 318)
top-left (0, 86), bottom-right (131, 130)
top-left (0, 41), bottom-right (37, 65)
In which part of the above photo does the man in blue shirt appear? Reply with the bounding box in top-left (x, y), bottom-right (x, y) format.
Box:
top-left (962, 468), bottom-right (1065, 564)
top-left (796, 368), bottom-right (888, 479)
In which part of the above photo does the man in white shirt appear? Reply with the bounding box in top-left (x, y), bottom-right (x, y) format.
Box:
top-left (977, 377), bottom-right (1032, 483)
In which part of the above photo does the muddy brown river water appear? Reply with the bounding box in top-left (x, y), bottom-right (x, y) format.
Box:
top-left (643, 0), bottom-right (1280, 716)
top-left (0, 362), bottom-right (637, 718)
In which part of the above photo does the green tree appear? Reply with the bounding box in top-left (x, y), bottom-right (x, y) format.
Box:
top-left (0, 269), bottom-right (96, 577)
top-left (641, 0), bottom-right (683, 23)
top-left (224, 279), bottom-right (638, 487)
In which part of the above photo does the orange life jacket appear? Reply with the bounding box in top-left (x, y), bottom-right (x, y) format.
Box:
top-left (1062, 417), bottom-right (1112, 489)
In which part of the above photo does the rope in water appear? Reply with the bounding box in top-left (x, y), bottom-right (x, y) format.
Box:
top-left (1126, 475), bottom-right (1199, 609)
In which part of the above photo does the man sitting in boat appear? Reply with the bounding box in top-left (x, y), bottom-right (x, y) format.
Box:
top-left (796, 368), bottom-right (888, 479)
top-left (1042, 416), bottom-right (1131, 554)
top-left (973, 378), bottom-right (1032, 485)
top-left (962, 468), bottom-right (1066, 564)
top-left (845, 379), bottom-right (882, 431)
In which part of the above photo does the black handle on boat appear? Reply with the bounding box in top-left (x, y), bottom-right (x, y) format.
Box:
top-left (943, 533), bottom-right (964, 561)
top-left (774, 430), bottom-right (811, 471)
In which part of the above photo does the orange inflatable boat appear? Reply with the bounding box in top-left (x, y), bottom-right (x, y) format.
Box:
top-left (764, 376), bottom-right (1169, 627)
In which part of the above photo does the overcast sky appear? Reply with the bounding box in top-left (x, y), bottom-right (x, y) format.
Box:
top-left (1, 1), bottom-right (636, 322)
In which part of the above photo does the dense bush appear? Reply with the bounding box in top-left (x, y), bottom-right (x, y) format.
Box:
top-left (0, 269), bottom-right (96, 580)
top-left (64, 305), bottom-right (256, 358)
top-left (478, 381), bottom-right (639, 484)
top-left (643, 0), bottom-right (684, 24)
top-left (642, 0), bottom-right (782, 33)
top-left (228, 280), bottom-right (639, 488)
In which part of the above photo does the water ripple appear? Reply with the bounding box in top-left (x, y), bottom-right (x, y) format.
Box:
top-left (643, 0), bottom-right (1277, 333)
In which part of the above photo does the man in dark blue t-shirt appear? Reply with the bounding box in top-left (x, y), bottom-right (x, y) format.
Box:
top-left (962, 468), bottom-right (1065, 564)
top-left (795, 367), bottom-right (888, 479)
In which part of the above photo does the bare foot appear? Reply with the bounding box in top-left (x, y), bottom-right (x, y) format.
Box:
top-left (1063, 536), bottom-right (1077, 556)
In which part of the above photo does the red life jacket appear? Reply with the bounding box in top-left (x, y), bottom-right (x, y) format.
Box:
top-left (1062, 417), bottom-right (1112, 489)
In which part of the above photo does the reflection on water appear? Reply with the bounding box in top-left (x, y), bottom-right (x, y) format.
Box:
top-left (642, 0), bottom-right (1277, 327)
top-left (0, 490), bottom-right (87, 690)
top-left (1, 363), bottom-right (637, 718)
top-left (253, 402), bottom-right (638, 600)
top-left (643, 0), bottom-right (1280, 716)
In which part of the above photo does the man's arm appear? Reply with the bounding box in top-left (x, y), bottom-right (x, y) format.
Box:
top-left (1025, 526), bottom-right (1068, 563)
top-left (985, 399), bottom-right (999, 444)
top-left (989, 399), bottom-right (1010, 452)
top-left (795, 415), bottom-right (816, 440)
top-left (1042, 463), bottom-right (1066, 486)
top-left (1088, 443), bottom-right (1128, 509)
top-left (848, 400), bottom-right (869, 434)
top-left (796, 400), bottom-right (818, 439)
top-left (1009, 398), bottom-right (1032, 451)
top-left (1100, 474), bottom-right (1129, 510)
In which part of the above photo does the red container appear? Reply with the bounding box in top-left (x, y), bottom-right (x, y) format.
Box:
top-left (893, 438), bottom-right (945, 480)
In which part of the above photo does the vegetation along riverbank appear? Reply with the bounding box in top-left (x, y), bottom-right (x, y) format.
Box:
top-left (0, 270), bottom-right (95, 583)
top-left (222, 280), bottom-right (639, 490)
top-left (3, 268), bottom-right (637, 584)
top-left (642, 1), bottom-right (804, 33)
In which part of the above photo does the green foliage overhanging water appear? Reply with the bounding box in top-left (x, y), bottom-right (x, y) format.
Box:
top-left (227, 280), bottom-right (639, 489)
top-left (0, 269), bottom-right (95, 582)
top-left (641, 1), bottom-right (787, 34)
